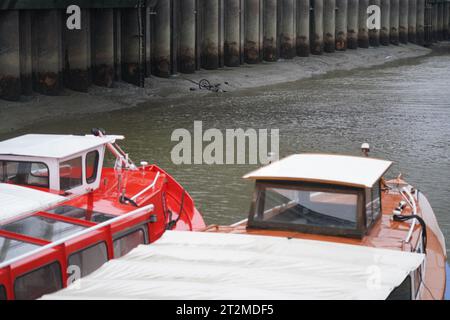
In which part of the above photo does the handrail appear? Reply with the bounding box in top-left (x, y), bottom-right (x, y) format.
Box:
top-left (130, 171), bottom-right (160, 202)
top-left (0, 204), bottom-right (154, 270)
top-left (401, 188), bottom-right (418, 243)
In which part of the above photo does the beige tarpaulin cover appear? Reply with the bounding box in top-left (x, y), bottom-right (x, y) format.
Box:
top-left (42, 231), bottom-right (424, 300)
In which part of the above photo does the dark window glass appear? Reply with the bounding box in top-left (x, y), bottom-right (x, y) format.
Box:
top-left (85, 151), bottom-right (99, 184)
top-left (0, 160), bottom-right (49, 188)
top-left (59, 157), bottom-right (82, 191)
top-left (68, 242), bottom-right (108, 277)
top-left (14, 262), bottom-right (63, 300)
top-left (0, 285), bottom-right (6, 300)
top-left (1, 216), bottom-right (86, 242)
top-left (0, 236), bottom-right (40, 263)
top-left (387, 276), bottom-right (412, 300)
top-left (113, 228), bottom-right (147, 258)
top-left (47, 205), bottom-right (114, 223)
top-left (255, 187), bottom-right (358, 230)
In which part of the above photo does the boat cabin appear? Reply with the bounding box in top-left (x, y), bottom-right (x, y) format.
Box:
top-left (243, 154), bottom-right (393, 238)
top-left (0, 134), bottom-right (122, 195)
top-left (0, 133), bottom-right (204, 300)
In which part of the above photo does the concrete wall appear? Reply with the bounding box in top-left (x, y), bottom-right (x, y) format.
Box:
top-left (0, 0), bottom-right (445, 101)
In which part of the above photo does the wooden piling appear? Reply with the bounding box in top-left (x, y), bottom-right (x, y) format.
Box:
top-left (180, 0), bottom-right (197, 72)
top-left (324, 0), bottom-right (336, 53)
top-left (92, 9), bottom-right (115, 87)
top-left (0, 11), bottom-right (21, 101)
top-left (408, 0), bottom-right (417, 43)
top-left (280, 0), bottom-right (296, 58)
top-left (245, 0), bottom-right (262, 63)
top-left (399, 0), bottom-right (409, 43)
top-left (416, 0), bottom-right (425, 45)
top-left (154, 0), bottom-right (171, 76)
top-left (263, 0), bottom-right (278, 61)
top-left (64, 9), bottom-right (91, 92)
top-left (336, 0), bottom-right (348, 51)
top-left (390, 0), bottom-right (399, 44)
top-left (347, 0), bottom-right (359, 49)
top-left (19, 10), bottom-right (33, 96)
top-left (32, 10), bottom-right (63, 95)
top-left (369, 0), bottom-right (381, 47)
top-left (359, 0), bottom-right (370, 48)
top-left (380, 0), bottom-right (391, 45)
top-left (311, 0), bottom-right (324, 55)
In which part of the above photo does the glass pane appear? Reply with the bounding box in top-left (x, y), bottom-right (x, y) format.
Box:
top-left (86, 151), bottom-right (99, 184)
top-left (1, 216), bottom-right (86, 242)
top-left (60, 157), bottom-right (82, 191)
top-left (113, 229), bottom-right (146, 258)
top-left (0, 236), bottom-right (40, 263)
top-left (0, 161), bottom-right (49, 188)
top-left (257, 187), bottom-right (358, 229)
top-left (68, 242), bottom-right (108, 278)
top-left (14, 262), bottom-right (62, 300)
top-left (0, 285), bottom-right (6, 300)
top-left (47, 205), bottom-right (114, 223)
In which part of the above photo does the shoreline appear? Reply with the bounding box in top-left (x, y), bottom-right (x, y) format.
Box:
top-left (0, 44), bottom-right (434, 135)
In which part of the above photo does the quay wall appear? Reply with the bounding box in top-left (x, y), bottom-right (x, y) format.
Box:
top-left (1, 0), bottom-right (449, 101)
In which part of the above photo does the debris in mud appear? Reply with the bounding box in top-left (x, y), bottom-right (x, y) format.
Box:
top-left (186, 78), bottom-right (230, 93)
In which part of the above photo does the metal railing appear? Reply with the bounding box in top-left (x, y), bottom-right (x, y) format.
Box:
top-left (0, 204), bottom-right (154, 270)
top-left (130, 171), bottom-right (160, 203)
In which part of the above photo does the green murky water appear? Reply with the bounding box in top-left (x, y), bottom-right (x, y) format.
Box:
top-left (3, 51), bottom-right (450, 256)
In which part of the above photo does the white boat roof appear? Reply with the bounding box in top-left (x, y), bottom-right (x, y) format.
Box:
top-left (0, 134), bottom-right (124, 159)
top-left (243, 154), bottom-right (393, 188)
top-left (0, 184), bottom-right (66, 224)
top-left (42, 231), bottom-right (424, 300)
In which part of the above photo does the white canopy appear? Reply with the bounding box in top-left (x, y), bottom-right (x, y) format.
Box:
top-left (0, 184), bottom-right (65, 223)
top-left (243, 154), bottom-right (393, 188)
top-left (42, 231), bottom-right (424, 300)
top-left (0, 134), bottom-right (123, 159)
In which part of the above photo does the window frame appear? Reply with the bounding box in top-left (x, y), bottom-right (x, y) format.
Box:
top-left (67, 241), bottom-right (109, 278)
top-left (85, 150), bottom-right (100, 184)
top-left (365, 180), bottom-right (383, 231)
top-left (0, 160), bottom-right (50, 188)
top-left (13, 261), bottom-right (63, 300)
top-left (248, 180), bottom-right (366, 238)
top-left (59, 156), bottom-right (83, 191)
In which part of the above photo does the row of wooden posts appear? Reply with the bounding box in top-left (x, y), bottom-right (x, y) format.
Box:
top-left (0, 0), bottom-right (449, 101)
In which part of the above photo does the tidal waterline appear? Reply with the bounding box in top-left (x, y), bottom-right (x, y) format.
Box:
top-left (4, 51), bottom-right (450, 256)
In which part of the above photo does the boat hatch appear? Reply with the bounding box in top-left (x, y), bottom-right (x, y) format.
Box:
top-left (0, 237), bottom-right (40, 263)
top-left (47, 206), bottom-right (115, 223)
top-left (244, 154), bottom-right (392, 238)
top-left (1, 216), bottom-right (87, 242)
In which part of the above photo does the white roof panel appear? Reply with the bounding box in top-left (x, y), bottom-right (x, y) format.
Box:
top-left (244, 154), bottom-right (393, 188)
top-left (42, 231), bottom-right (424, 300)
top-left (0, 134), bottom-right (123, 159)
top-left (0, 184), bottom-right (66, 224)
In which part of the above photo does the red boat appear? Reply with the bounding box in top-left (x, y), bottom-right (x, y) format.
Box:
top-left (0, 129), bottom-right (205, 300)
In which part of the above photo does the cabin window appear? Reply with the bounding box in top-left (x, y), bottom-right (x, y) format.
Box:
top-left (365, 181), bottom-right (381, 228)
top-left (59, 157), bottom-right (82, 191)
top-left (0, 160), bottom-right (49, 188)
top-left (47, 205), bottom-right (114, 223)
top-left (68, 242), bottom-right (108, 278)
top-left (386, 276), bottom-right (412, 300)
top-left (1, 216), bottom-right (86, 242)
top-left (0, 236), bottom-right (40, 263)
top-left (250, 182), bottom-right (361, 235)
top-left (0, 285), bottom-right (6, 300)
top-left (14, 262), bottom-right (63, 300)
top-left (85, 151), bottom-right (99, 184)
top-left (113, 228), bottom-right (147, 258)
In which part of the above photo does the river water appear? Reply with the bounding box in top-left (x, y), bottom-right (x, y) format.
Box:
top-left (3, 50), bottom-right (450, 256)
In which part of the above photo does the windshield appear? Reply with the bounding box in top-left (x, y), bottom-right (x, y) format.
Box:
top-left (250, 183), bottom-right (362, 235)
top-left (0, 160), bottom-right (49, 188)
